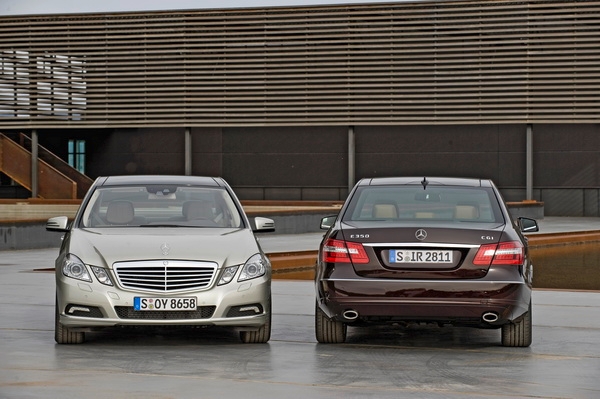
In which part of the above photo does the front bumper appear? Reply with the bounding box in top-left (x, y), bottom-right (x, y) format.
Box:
top-left (57, 274), bottom-right (271, 331)
top-left (316, 266), bottom-right (531, 326)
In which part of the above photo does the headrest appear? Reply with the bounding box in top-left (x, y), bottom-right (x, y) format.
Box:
top-left (454, 204), bottom-right (479, 220)
top-left (106, 201), bottom-right (135, 224)
top-left (372, 203), bottom-right (398, 219)
top-left (183, 200), bottom-right (213, 220)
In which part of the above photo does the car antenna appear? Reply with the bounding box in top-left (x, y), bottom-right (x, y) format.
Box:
top-left (421, 177), bottom-right (429, 190)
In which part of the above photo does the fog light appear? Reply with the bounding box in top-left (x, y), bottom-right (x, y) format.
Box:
top-left (239, 306), bottom-right (261, 314)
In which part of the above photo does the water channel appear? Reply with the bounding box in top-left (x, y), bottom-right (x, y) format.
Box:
top-left (530, 241), bottom-right (600, 291)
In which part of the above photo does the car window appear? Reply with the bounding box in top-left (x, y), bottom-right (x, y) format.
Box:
top-left (80, 185), bottom-right (243, 228)
top-left (343, 186), bottom-right (502, 223)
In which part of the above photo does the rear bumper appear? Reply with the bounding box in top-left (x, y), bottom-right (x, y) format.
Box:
top-left (316, 267), bottom-right (531, 326)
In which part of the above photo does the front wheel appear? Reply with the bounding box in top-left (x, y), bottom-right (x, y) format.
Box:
top-left (240, 303), bottom-right (271, 343)
top-left (55, 298), bottom-right (84, 344)
top-left (315, 302), bottom-right (347, 343)
top-left (501, 301), bottom-right (532, 347)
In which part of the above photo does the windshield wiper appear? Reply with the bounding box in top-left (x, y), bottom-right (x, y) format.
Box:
top-left (138, 224), bottom-right (188, 228)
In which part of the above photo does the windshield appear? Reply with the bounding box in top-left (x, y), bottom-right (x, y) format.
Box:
top-left (342, 185), bottom-right (503, 223)
top-left (80, 184), bottom-right (244, 228)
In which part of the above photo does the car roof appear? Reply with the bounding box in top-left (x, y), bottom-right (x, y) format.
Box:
top-left (357, 177), bottom-right (492, 188)
top-left (96, 175), bottom-right (224, 187)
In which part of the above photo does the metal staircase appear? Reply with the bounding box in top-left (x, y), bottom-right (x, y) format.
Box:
top-left (0, 133), bottom-right (92, 199)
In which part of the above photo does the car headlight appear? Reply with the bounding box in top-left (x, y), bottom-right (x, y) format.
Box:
top-left (218, 265), bottom-right (239, 285)
top-left (62, 254), bottom-right (92, 282)
top-left (238, 253), bottom-right (269, 282)
top-left (91, 266), bottom-right (114, 286)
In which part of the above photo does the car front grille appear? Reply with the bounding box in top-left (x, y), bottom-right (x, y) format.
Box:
top-left (115, 306), bottom-right (216, 320)
top-left (113, 260), bottom-right (217, 293)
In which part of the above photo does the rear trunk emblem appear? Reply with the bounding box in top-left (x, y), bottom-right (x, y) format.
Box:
top-left (415, 229), bottom-right (427, 240)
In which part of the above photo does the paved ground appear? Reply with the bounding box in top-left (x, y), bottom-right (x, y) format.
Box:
top-left (1, 246), bottom-right (600, 398)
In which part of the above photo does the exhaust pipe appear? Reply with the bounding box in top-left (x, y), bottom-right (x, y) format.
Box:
top-left (343, 310), bottom-right (359, 320)
top-left (482, 312), bottom-right (499, 323)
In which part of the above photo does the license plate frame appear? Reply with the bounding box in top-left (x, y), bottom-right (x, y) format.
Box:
top-left (389, 249), bottom-right (453, 264)
top-left (133, 297), bottom-right (197, 311)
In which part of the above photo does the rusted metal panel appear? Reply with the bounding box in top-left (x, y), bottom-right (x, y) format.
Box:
top-left (0, 133), bottom-right (32, 190)
top-left (0, 134), bottom-right (78, 199)
top-left (37, 161), bottom-right (77, 199)
top-left (18, 133), bottom-right (92, 198)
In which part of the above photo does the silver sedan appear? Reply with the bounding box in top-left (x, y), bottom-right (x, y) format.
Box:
top-left (47, 175), bottom-right (274, 344)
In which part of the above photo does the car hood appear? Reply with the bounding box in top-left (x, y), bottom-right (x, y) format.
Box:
top-left (64, 227), bottom-right (263, 269)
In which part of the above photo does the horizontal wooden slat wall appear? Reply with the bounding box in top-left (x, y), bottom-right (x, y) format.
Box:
top-left (0, 0), bottom-right (599, 128)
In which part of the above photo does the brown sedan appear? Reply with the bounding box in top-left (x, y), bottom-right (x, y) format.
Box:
top-left (315, 177), bottom-right (538, 346)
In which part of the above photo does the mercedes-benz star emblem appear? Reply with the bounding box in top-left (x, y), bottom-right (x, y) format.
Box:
top-left (160, 243), bottom-right (171, 256)
top-left (415, 229), bottom-right (427, 240)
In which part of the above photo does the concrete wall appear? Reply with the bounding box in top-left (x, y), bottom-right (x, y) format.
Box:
top-left (0, 222), bottom-right (63, 251)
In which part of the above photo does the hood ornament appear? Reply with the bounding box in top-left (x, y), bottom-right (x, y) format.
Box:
top-left (160, 243), bottom-right (171, 256)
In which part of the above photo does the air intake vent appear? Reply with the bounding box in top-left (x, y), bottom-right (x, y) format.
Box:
top-left (115, 306), bottom-right (216, 320)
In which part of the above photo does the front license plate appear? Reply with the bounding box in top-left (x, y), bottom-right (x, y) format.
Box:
top-left (134, 297), bottom-right (197, 311)
top-left (389, 250), bottom-right (453, 264)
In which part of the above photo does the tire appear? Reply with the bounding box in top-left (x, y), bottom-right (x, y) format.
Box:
top-left (315, 301), bottom-right (347, 343)
top-left (240, 303), bottom-right (271, 343)
top-left (501, 301), bottom-right (532, 347)
top-left (55, 298), bottom-right (84, 344)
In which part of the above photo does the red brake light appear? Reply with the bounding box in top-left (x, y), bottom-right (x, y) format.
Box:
top-left (322, 238), bottom-right (369, 264)
top-left (474, 241), bottom-right (524, 266)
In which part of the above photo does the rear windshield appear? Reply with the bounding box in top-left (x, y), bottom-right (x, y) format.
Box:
top-left (79, 184), bottom-right (244, 228)
top-left (342, 185), bottom-right (503, 223)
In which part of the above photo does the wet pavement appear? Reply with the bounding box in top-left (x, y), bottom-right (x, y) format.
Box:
top-left (1, 241), bottom-right (600, 398)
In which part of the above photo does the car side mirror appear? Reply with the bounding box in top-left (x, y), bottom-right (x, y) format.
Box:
top-left (320, 215), bottom-right (337, 230)
top-left (46, 216), bottom-right (70, 232)
top-left (518, 217), bottom-right (539, 233)
top-left (253, 216), bottom-right (275, 233)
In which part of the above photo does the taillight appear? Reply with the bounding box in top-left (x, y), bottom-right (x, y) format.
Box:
top-left (473, 241), bottom-right (524, 266)
top-left (322, 238), bottom-right (369, 264)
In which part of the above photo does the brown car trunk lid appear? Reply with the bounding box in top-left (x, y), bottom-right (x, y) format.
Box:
top-left (341, 223), bottom-right (506, 279)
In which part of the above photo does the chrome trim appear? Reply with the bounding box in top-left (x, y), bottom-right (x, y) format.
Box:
top-left (363, 242), bottom-right (479, 248)
top-left (321, 277), bottom-right (524, 284)
top-left (113, 260), bottom-right (218, 293)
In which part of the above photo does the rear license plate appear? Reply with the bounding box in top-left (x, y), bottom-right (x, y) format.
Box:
top-left (134, 297), bottom-right (197, 311)
top-left (389, 250), bottom-right (453, 264)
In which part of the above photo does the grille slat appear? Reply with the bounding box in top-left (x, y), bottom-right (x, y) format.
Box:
top-left (114, 260), bottom-right (217, 293)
